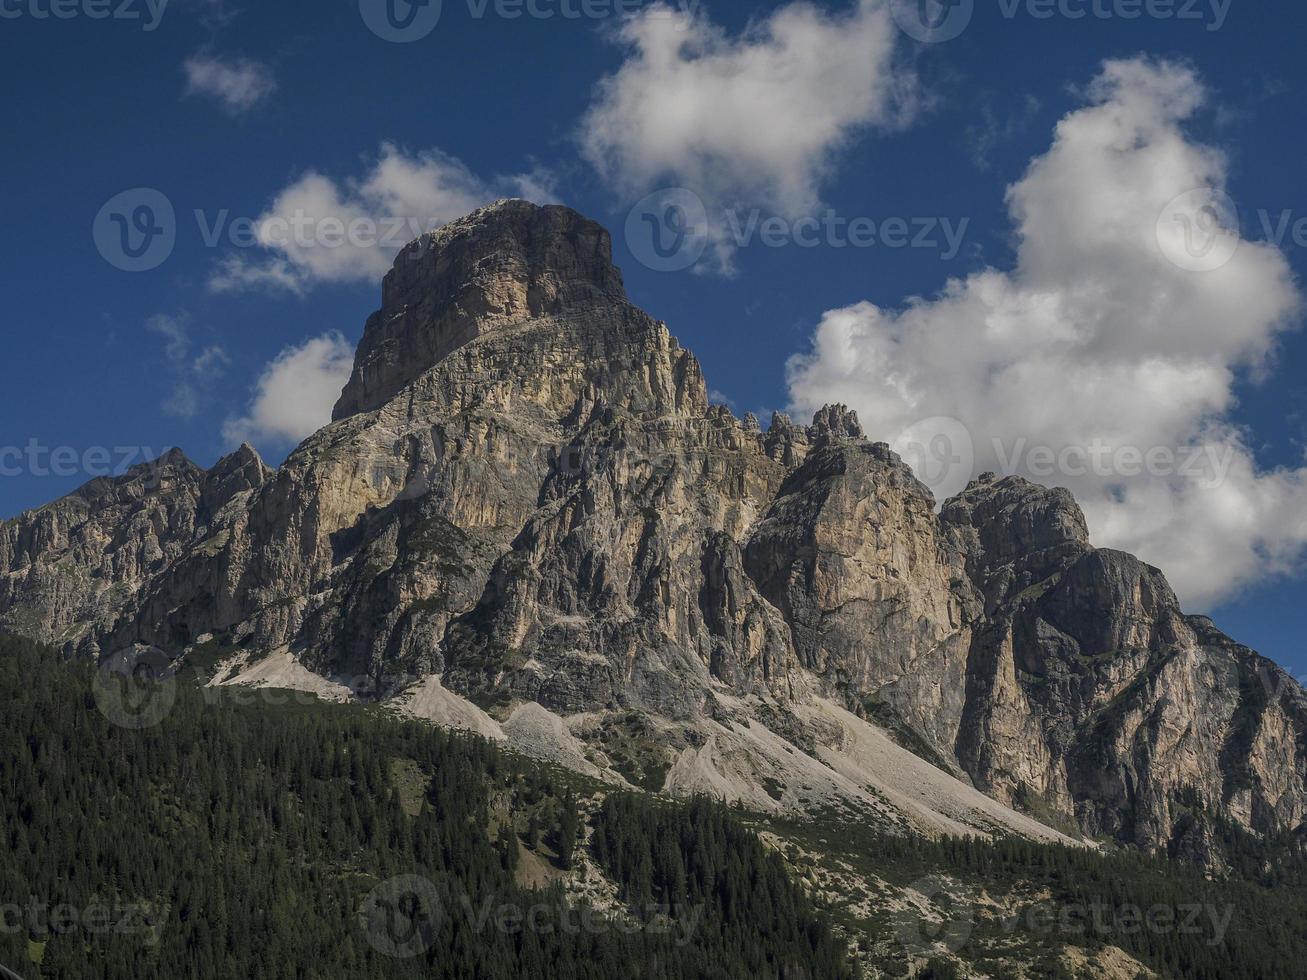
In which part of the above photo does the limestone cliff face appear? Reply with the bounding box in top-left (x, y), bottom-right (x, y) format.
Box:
top-left (2, 200), bottom-right (1304, 853)
top-left (333, 200), bottom-right (631, 420)
top-left (943, 475), bottom-right (1307, 847)
top-left (0, 446), bottom-right (267, 651)
top-left (743, 426), bottom-right (978, 771)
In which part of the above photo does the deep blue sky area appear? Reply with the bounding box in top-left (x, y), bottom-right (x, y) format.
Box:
top-left (0, 0), bottom-right (1304, 677)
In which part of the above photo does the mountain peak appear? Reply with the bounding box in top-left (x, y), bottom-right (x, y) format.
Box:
top-left (333, 200), bottom-right (630, 420)
top-left (6, 202), bottom-right (1305, 862)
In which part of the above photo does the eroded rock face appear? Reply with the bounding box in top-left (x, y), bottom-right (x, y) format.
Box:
top-left (2, 200), bottom-right (1304, 852)
top-left (0, 447), bottom-right (267, 653)
top-left (334, 200), bottom-right (630, 420)
top-left (944, 476), bottom-right (1307, 848)
top-left (743, 435), bottom-right (978, 769)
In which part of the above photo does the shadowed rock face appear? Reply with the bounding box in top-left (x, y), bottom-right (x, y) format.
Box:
top-left (944, 476), bottom-right (1307, 847)
top-left (2, 200), bottom-right (1304, 852)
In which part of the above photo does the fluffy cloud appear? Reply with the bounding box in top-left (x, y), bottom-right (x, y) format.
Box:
top-left (146, 313), bottom-right (229, 419)
top-left (183, 54), bottom-right (276, 115)
top-left (786, 58), bottom-right (1305, 608)
top-left (223, 334), bottom-right (354, 447)
top-left (580, 0), bottom-right (908, 269)
top-left (210, 144), bottom-right (554, 294)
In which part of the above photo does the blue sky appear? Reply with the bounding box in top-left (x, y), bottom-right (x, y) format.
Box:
top-left (1, 0), bottom-right (1304, 677)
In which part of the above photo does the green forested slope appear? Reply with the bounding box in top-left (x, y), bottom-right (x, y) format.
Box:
top-left (3, 633), bottom-right (1306, 979)
top-left (0, 635), bottom-right (851, 980)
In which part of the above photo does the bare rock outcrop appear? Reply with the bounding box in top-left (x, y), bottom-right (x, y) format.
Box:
top-left (2, 200), bottom-right (1304, 854)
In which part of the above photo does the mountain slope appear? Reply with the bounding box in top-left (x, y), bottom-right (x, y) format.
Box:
top-left (7, 632), bottom-right (1306, 979)
top-left (0, 633), bottom-right (859, 980)
top-left (2, 200), bottom-right (1304, 854)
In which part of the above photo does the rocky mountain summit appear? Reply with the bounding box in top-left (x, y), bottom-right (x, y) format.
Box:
top-left (3, 200), bottom-right (1304, 854)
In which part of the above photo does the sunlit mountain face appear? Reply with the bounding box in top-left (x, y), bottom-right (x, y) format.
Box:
top-left (3, 2), bottom-right (1307, 977)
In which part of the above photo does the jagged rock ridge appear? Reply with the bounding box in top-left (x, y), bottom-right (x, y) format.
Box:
top-left (2, 200), bottom-right (1304, 853)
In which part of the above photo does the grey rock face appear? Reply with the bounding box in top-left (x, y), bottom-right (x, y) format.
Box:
top-left (0, 447), bottom-right (267, 653)
top-left (743, 437), bottom-right (976, 769)
top-left (941, 472), bottom-right (1090, 607)
top-left (334, 200), bottom-right (630, 420)
top-left (944, 475), bottom-right (1307, 847)
top-left (2, 200), bottom-right (1303, 852)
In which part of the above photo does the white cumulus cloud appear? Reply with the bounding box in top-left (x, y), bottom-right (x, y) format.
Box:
top-left (223, 333), bottom-right (355, 448)
top-left (184, 53), bottom-right (276, 115)
top-left (210, 144), bottom-right (555, 294)
top-left (580, 0), bottom-right (909, 270)
top-left (786, 58), bottom-right (1305, 609)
